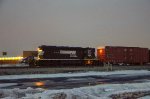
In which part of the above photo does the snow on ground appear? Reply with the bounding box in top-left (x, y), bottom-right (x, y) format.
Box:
top-left (0, 83), bottom-right (18, 88)
top-left (138, 96), bottom-right (150, 99)
top-left (0, 82), bottom-right (150, 99)
top-left (0, 70), bottom-right (150, 80)
top-left (0, 70), bottom-right (150, 99)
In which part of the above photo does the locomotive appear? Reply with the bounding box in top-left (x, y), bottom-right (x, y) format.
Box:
top-left (27, 45), bottom-right (150, 67)
top-left (35, 45), bottom-right (101, 66)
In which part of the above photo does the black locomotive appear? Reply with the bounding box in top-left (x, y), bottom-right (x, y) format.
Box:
top-left (36, 45), bottom-right (98, 66)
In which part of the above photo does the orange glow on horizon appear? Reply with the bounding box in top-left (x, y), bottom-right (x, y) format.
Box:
top-left (97, 46), bottom-right (105, 49)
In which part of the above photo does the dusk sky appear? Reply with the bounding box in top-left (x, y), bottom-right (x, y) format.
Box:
top-left (0, 0), bottom-right (150, 56)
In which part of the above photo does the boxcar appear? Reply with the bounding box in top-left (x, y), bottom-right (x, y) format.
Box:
top-left (97, 46), bottom-right (149, 65)
top-left (36, 45), bottom-right (95, 66)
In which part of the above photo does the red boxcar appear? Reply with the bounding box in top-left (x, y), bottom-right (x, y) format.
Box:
top-left (97, 46), bottom-right (149, 65)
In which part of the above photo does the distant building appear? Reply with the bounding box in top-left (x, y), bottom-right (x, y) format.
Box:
top-left (23, 51), bottom-right (38, 58)
top-left (2, 52), bottom-right (7, 56)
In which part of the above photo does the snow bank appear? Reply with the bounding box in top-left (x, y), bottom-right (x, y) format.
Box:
top-left (1, 70), bottom-right (150, 99)
top-left (138, 96), bottom-right (150, 99)
top-left (0, 87), bottom-right (44, 99)
top-left (1, 82), bottom-right (150, 99)
top-left (0, 70), bottom-right (149, 80)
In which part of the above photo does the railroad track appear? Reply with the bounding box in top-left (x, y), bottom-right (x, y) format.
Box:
top-left (0, 66), bottom-right (103, 75)
top-left (0, 65), bottom-right (150, 75)
top-left (0, 65), bottom-right (150, 69)
top-left (0, 65), bottom-right (103, 69)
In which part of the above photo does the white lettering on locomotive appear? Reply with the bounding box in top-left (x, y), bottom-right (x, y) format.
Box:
top-left (60, 50), bottom-right (77, 57)
top-left (88, 50), bottom-right (92, 57)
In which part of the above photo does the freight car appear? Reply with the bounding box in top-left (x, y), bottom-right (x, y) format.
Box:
top-left (97, 46), bottom-right (149, 65)
top-left (35, 45), bottom-right (98, 66)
